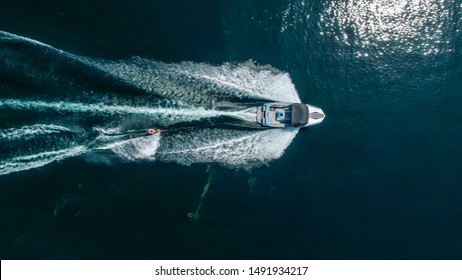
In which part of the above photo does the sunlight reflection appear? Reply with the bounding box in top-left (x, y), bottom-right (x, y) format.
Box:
top-left (320, 0), bottom-right (455, 57)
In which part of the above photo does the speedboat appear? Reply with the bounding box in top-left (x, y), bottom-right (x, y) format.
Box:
top-left (256, 103), bottom-right (325, 128)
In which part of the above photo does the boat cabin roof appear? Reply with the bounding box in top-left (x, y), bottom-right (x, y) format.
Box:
top-left (291, 103), bottom-right (309, 126)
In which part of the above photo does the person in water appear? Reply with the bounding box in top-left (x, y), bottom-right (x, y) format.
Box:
top-left (147, 128), bottom-right (169, 135)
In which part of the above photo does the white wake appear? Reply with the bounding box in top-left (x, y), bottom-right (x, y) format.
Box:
top-left (0, 124), bottom-right (72, 141)
top-left (90, 58), bottom-right (301, 105)
top-left (0, 99), bottom-right (252, 125)
top-left (0, 30), bottom-right (304, 176)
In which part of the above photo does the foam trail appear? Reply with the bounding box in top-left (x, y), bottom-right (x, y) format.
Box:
top-left (1, 30), bottom-right (301, 106)
top-left (91, 58), bottom-right (301, 105)
top-left (0, 146), bottom-right (86, 176)
top-left (234, 107), bottom-right (257, 121)
top-left (0, 31), bottom-right (304, 174)
top-left (0, 99), bottom-right (250, 125)
top-left (157, 128), bottom-right (299, 168)
top-left (1, 31), bottom-right (301, 106)
top-left (88, 126), bottom-right (299, 168)
top-left (94, 134), bottom-right (161, 161)
top-left (0, 126), bottom-right (160, 175)
top-left (0, 125), bottom-right (298, 175)
top-left (0, 124), bottom-right (72, 141)
top-left (0, 31), bottom-right (59, 50)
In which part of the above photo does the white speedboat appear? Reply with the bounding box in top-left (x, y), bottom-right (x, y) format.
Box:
top-left (256, 103), bottom-right (325, 127)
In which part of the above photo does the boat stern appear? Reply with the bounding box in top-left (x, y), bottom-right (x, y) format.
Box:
top-left (256, 103), bottom-right (272, 127)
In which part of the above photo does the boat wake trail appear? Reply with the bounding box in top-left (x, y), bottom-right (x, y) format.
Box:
top-left (90, 58), bottom-right (301, 105)
top-left (0, 124), bottom-right (72, 141)
top-left (0, 99), bottom-right (252, 125)
top-left (0, 31), bottom-right (301, 176)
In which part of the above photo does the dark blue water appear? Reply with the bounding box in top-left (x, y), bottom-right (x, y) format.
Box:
top-left (1, 0), bottom-right (461, 259)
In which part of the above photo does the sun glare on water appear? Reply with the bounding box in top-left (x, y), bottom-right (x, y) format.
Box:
top-left (320, 0), bottom-right (456, 57)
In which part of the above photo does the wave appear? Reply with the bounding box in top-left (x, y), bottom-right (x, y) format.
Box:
top-left (156, 127), bottom-right (299, 168)
top-left (0, 99), bottom-right (253, 125)
top-left (90, 58), bottom-right (301, 105)
top-left (0, 146), bottom-right (87, 176)
top-left (0, 30), bottom-right (303, 176)
top-left (92, 129), bottom-right (161, 161)
top-left (0, 31), bottom-right (300, 106)
top-left (0, 124), bottom-right (72, 141)
top-left (0, 124), bottom-right (299, 175)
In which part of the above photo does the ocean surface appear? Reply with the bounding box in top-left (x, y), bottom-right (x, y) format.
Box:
top-left (1, 0), bottom-right (461, 259)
